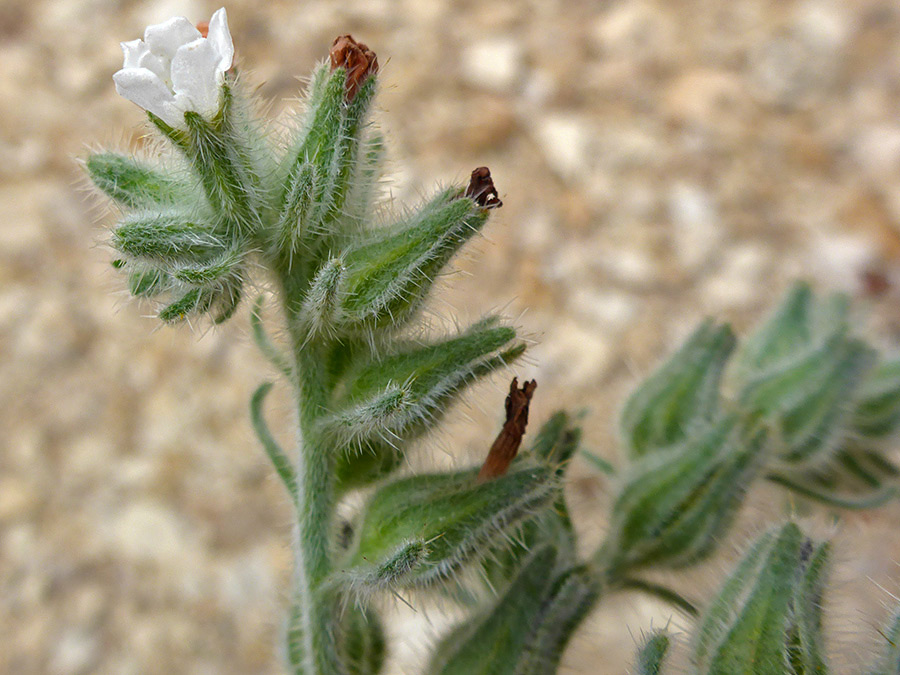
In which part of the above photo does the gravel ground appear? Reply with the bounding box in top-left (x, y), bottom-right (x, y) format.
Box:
top-left (5, 0), bottom-right (900, 673)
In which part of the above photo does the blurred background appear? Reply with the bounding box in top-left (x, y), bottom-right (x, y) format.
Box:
top-left (4, 0), bottom-right (900, 672)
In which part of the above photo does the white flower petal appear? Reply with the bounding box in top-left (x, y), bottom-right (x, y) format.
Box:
top-left (143, 16), bottom-right (201, 60)
top-left (170, 38), bottom-right (221, 118)
top-left (113, 67), bottom-right (179, 126)
top-left (206, 8), bottom-right (234, 72)
top-left (137, 50), bottom-right (168, 82)
top-left (120, 39), bottom-right (149, 69)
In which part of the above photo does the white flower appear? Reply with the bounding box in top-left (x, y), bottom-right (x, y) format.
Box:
top-left (113, 8), bottom-right (234, 128)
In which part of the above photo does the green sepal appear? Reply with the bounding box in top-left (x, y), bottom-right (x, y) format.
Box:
top-left (323, 317), bottom-right (523, 446)
top-left (328, 188), bottom-right (491, 333)
top-left (339, 605), bottom-right (386, 675)
top-left (515, 564), bottom-right (600, 675)
top-left (127, 265), bottom-right (170, 297)
top-left (604, 414), bottom-right (767, 572)
top-left (150, 84), bottom-right (263, 238)
top-left (428, 545), bottom-right (560, 675)
top-left (474, 413), bottom-right (583, 594)
top-left (86, 152), bottom-right (191, 208)
top-left (732, 283), bottom-right (815, 380)
top-left (738, 335), bottom-right (875, 466)
top-left (633, 631), bottom-right (670, 675)
top-left (786, 540), bottom-right (830, 675)
top-left (334, 439), bottom-right (403, 494)
top-left (853, 359), bottom-right (900, 439)
top-left (338, 463), bottom-right (557, 591)
top-left (620, 320), bottom-right (735, 460)
top-left (692, 523), bottom-right (831, 675)
top-left (529, 411), bottom-right (583, 467)
top-left (277, 65), bottom-right (378, 257)
top-left (113, 211), bottom-right (226, 263)
top-left (172, 249), bottom-right (243, 286)
top-left (157, 287), bottom-right (213, 323)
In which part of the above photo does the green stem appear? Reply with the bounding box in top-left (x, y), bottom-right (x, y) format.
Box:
top-left (285, 305), bottom-right (340, 675)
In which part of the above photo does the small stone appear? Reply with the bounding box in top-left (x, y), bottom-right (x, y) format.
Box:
top-left (103, 500), bottom-right (198, 562)
top-left (534, 319), bottom-right (613, 387)
top-left (853, 125), bottom-right (900, 177)
top-left (668, 182), bottom-right (722, 274)
top-left (701, 243), bottom-right (770, 310)
top-left (568, 288), bottom-right (636, 334)
top-left (49, 629), bottom-right (98, 675)
top-left (591, 2), bottom-right (674, 61)
top-left (534, 115), bottom-right (590, 181)
top-left (461, 38), bottom-right (523, 93)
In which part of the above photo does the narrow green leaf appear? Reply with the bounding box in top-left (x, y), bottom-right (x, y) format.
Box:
top-left (854, 359), bottom-right (900, 439)
top-left (620, 577), bottom-right (700, 617)
top-left (250, 382), bottom-right (298, 506)
top-left (766, 472), bottom-right (898, 510)
top-left (250, 296), bottom-right (292, 379)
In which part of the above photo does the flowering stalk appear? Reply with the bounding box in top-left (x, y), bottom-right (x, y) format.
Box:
top-left (89, 10), bottom-right (900, 675)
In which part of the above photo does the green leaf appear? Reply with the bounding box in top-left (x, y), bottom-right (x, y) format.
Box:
top-left (250, 382), bottom-right (297, 507)
top-left (620, 320), bottom-right (735, 460)
top-left (86, 152), bottom-right (191, 208)
top-left (428, 545), bottom-right (560, 675)
top-left (338, 463), bottom-right (557, 591)
top-left (250, 296), bottom-right (292, 379)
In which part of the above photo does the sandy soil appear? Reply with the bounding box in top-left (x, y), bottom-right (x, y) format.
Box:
top-left (4, 0), bottom-right (900, 672)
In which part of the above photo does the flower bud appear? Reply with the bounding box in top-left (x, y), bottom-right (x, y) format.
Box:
top-left (323, 316), bottom-right (523, 447)
top-left (620, 319), bottom-right (735, 460)
top-left (692, 523), bottom-right (830, 674)
top-left (337, 463), bottom-right (556, 591)
top-left (604, 414), bottom-right (767, 572)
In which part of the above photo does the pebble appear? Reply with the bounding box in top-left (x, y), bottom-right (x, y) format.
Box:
top-left (534, 115), bottom-right (590, 181)
top-left (461, 38), bottom-right (524, 93)
top-left (668, 182), bottom-right (722, 274)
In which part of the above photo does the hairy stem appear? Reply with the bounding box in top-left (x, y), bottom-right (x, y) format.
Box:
top-left (286, 300), bottom-right (340, 675)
